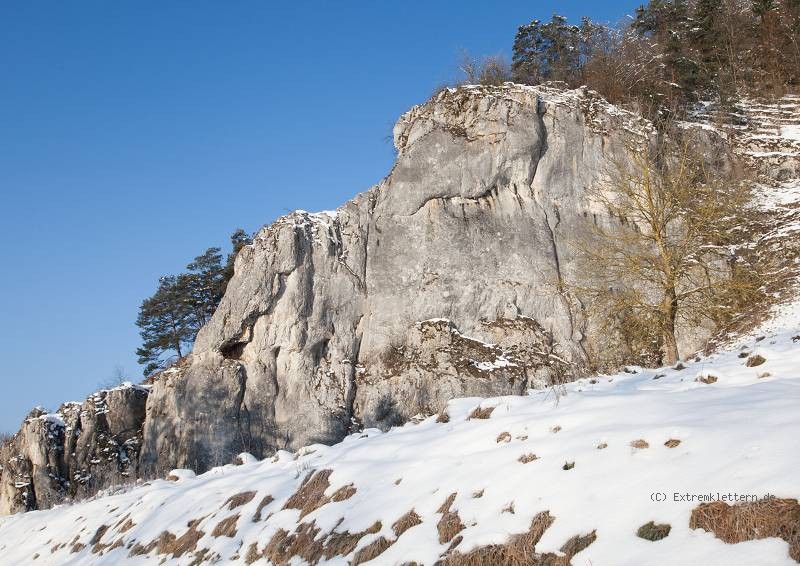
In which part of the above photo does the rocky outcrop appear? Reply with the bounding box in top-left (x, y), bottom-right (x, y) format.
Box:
top-left (139, 84), bottom-right (655, 478)
top-left (0, 384), bottom-right (148, 514)
top-left (2, 84), bottom-right (665, 513)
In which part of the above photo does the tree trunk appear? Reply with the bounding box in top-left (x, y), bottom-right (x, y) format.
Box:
top-left (661, 289), bottom-right (680, 365)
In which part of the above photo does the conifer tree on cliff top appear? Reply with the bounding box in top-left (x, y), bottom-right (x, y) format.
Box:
top-left (136, 229), bottom-right (252, 376)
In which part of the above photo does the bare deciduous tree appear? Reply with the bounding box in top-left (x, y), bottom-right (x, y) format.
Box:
top-left (575, 144), bottom-right (761, 365)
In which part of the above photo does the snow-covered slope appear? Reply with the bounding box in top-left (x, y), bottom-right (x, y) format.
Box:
top-left (0, 305), bottom-right (798, 565)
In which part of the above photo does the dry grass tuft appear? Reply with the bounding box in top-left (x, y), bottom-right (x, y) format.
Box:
top-left (115, 515), bottom-right (135, 533)
top-left (630, 439), bottom-right (649, 449)
top-left (438, 493), bottom-right (465, 544)
top-left (129, 518), bottom-right (205, 559)
top-left (697, 374), bottom-right (718, 384)
top-left (502, 502), bottom-right (515, 514)
top-left (472, 489), bottom-right (484, 498)
top-left (437, 410), bottom-right (451, 423)
top-left (440, 511), bottom-right (556, 565)
top-left (636, 521), bottom-right (671, 541)
top-left (282, 470), bottom-right (355, 519)
top-left (89, 525), bottom-right (109, 547)
top-left (758, 371), bottom-right (771, 379)
top-left (469, 406), bottom-right (495, 420)
top-left (563, 461), bottom-right (575, 470)
top-left (323, 521), bottom-right (382, 560)
top-left (224, 491), bottom-right (257, 510)
top-left (393, 510), bottom-right (423, 537)
top-left (746, 354), bottom-right (766, 367)
top-left (252, 494), bottom-right (274, 522)
top-left (212, 514), bottom-right (239, 538)
top-left (560, 530), bottom-right (597, 557)
top-left (244, 542), bottom-right (260, 565)
top-left (255, 519), bottom-right (384, 565)
top-left (71, 543), bottom-right (86, 554)
top-left (664, 439), bottom-right (681, 448)
top-left (283, 469), bottom-right (333, 518)
top-left (496, 432), bottom-right (512, 443)
top-left (262, 522), bottom-right (323, 566)
top-left (597, 442), bottom-right (608, 449)
top-left (551, 425), bottom-right (562, 433)
top-left (690, 498), bottom-right (800, 561)
top-left (351, 536), bottom-right (393, 565)
top-left (331, 484), bottom-right (356, 502)
top-left (518, 453), bottom-right (539, 464)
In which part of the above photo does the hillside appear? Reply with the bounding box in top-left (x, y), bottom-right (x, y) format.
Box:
top-left (1, 83), bottom-right (799, 564)
top-left (0, 299), bottom-right (797, 565)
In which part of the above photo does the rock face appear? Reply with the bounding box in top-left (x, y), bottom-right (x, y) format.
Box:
top-left (0, 384), bottom-right (148, 515)
top-left (1, 84), bottom-right (664, 513)
top-left (139, 84), bottom-right (654, 478)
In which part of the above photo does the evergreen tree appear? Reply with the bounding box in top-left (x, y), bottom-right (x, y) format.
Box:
top-left (222, 228), bottom-right (253, 292)
top-left (512, 15), bottom-right (584, 85)
top-left (184, 247), bottom-right (225, 327)
top-left (135, 230), bottom-right (252, 376)
top-left (136, 275), bottom-right (195, 376)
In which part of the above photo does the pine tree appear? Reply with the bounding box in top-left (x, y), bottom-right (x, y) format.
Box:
top-left (512, 15), bottom-right (584, 85)
top-left (184, 247), bottom-right (225, 327)
top-left (221, 228), bottom-right (253, 294)
top-left (136, 275), bottom-right (195, 376)
top-left (135, 231), bottom-right (252, 376)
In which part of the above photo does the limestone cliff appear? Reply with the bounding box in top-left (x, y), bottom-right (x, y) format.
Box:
top-left (1, 84), bottom-right (657, 513)
top-left (139, 84), bottom-right (653, 478)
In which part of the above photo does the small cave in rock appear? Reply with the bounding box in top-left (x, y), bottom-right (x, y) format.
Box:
top-left (221, 341), bottom-right (247, 360)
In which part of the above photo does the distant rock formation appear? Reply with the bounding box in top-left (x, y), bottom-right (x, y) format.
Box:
top-left (0, 384), bottom-right (148, 515)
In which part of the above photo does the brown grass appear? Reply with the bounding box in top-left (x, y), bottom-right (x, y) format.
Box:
top-left (129, 518), bottom-right (205, 559)
top-left (283, 470), bottom-right (333, 518)
top-left (472, 490), bottom-right (484, 498)
top-left (441, 511), bottom-right (557, 565)
top-left (746, 354), bottom-right (766, 367)
top-left (690, 498), bottom-right (800, 561)
top-left (352, 536), bottom-right (393, 565)
top-left (114, 514), bottom-right (135, 533)
top-left (71, 543), bottom-right (86, 554)
top-left (331, 484), bottom-right (357, 502)
top-left (89, 525), bottom-right (109, 546)
top-left (636, 521), bottom-right (671, 541)
top-left (224, 491), bottom-right (257, 510)
top-left (212, 514), bottom-right (239, 538)
top-left (630, 439), bottom-right (649, 449)
top-left (664, 439), bottom-right (681, 448)
top-left (255, 519), bottom-right (383, 565)
top-left (497, 432), bottom-right (512, 443)
top-left (597, 442), bottom-right (608, 449)
top-left (262, 522), bottom-right (323, 566)
top-left (283, 470), bottom-right (356, 520)
top-left (438, 493), bottom-right (465, 544)
top-left (518, 453), bottom-right (539, 464)
top-left (437, 410), bottom-right (451, 423)
top-left (253, 494), bottom-right (274, 522)
top-left (697, 374), bottom-right (718, 384)
top-left (393, 510), bottom-right (423, 537)
top-left (323, 521), bottom-right (382, 559)
top-left (469, 406), bottom-right (495, 420)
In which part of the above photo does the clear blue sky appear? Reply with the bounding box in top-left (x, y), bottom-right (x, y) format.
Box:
top-left (0, 1), bottom-right (641, 432)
